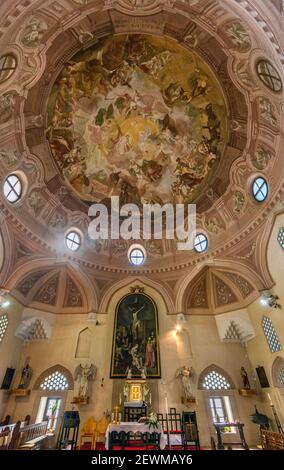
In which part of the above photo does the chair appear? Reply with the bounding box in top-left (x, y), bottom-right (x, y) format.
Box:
top-left (96, 416), bottom-right (109, 446)
top-left (157, 409), bottom-right (185, 449)
top-left (80, 417), bottom-right (97, 450)
top-left (182, 411), bottom-right (200, 450)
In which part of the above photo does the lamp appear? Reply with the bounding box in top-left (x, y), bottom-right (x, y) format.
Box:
top-left (0, 289), bottom-right (11, 309)
top-left (175, 313), bottom-right (187, 332)
top-left (86, 312), bottom-right (101, 325)
top-left (260, 291), bottom-right (281, 309)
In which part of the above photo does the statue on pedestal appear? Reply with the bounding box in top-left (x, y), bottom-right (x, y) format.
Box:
top-left (176, 365), bottom-right (194, 399)
top-left (240, 367), bottom-right (250, 390)
top-left (74, 364), bottom-right (96, 400)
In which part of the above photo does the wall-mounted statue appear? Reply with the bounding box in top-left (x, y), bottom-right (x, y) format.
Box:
top-left (74, 364), bottom-right (97, 398)
top-left (176, 366), bottom-right (194, 399)
top-left (240, 367), bottom-right (250, 390)
top-left (18, 363), bottom-right (33, 390)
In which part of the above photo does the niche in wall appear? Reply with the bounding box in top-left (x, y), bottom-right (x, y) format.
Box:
top-left (75, 328), bottom-right (92, 358)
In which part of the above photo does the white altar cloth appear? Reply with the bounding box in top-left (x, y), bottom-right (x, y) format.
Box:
top-left (105, 422), bottom-right (167, 450)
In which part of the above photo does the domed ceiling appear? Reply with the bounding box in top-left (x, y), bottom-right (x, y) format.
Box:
top-left (47, 34), bottom-right (227, 205)
top-left (0, 0), bottom-right (283, 314)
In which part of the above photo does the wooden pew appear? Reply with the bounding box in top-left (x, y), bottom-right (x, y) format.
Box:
top-left (260, 429), bottom-right (284, 450)
top-left (0, 421), bottom-right (48, 450)
top-left (0, 423), bottom-right (18, 450)
top-left (16, 421), bottom-right (49, 450)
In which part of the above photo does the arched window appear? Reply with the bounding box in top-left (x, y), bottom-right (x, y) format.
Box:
top-left (0, 313), bottom-right (8, 343)
top-left (202, 370), bottom-right (231, 390)
top-left (40, 371), bottom-right (69, 391)
top-left (198, 366), bottom-right (236, 427)
top-left (34, 365), bottom-right (74, 391)
top-left (262, 316), bottom-right (282, 353)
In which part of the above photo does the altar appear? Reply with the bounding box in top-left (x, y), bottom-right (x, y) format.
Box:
top-left (105, 422), bottom-right (167, 450)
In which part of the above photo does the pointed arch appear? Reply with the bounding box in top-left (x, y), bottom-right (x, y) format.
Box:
top-left (75, 327), bottom-right (92, 358)
top-left (198, 364), bottom-right (235, 390)
top-left (33, 364), bottom-right (74, 390)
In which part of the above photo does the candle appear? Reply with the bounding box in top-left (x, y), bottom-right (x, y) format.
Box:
top-left (165, 395), bottom-right (169, 415)
top-left (119, 393), bottom-right (122, 405)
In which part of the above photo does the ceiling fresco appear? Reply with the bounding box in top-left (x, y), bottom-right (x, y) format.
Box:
top-left (47, 34), bottom-right (227, 205)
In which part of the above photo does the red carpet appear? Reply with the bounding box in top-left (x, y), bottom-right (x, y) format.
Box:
top-left (79, 443), bottom-right (202, 450)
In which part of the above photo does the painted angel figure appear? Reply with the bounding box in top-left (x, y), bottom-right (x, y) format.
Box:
top-left (75, 364), bottom-right (97, 398)
top-left (176, 366), bottom-right (194, 399)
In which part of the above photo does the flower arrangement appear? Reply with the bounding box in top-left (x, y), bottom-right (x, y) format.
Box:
top-left (145, 412), bottom-right (159, 430)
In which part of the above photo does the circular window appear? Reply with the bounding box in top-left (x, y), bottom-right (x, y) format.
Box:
top-left (252, 177), bottom-right (268, 202)
top-left (128, 245), bottom-right (146, 266)
top-left (0, 54), bottom-right (17, 84)
top-left (256, 60), bottom-right (282, 93)
top-left (65, 231), bottom-right (81, 251)
top-left (194, 233), bottom-right (208, 253)
top-left (3, 174), bottom-right (22, 203)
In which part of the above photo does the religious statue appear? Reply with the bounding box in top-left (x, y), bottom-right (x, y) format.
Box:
top-left (75, 364), bottom-right (97, 398)
top-left (176, 366), bottom-right (194, 399)
top-left (240, 367), bottom-right (250, 390)
top-left (18, 363), bottom-right (33, 389)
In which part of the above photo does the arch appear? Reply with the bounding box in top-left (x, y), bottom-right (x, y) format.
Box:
top-left (175, 259), bottom-right (264, 313)
top-left (6, 258), bottom-right (99, 313)
top-left (272, 356), bottom-right (284, 388)
top-left (198, 364), bottom-right (235, 390)
top-left (33, 364), bottom-right (74, 390)
top-left (98, 276), bottom-right (175, 314)
top-left (75, 327), bottom-right (92, 358)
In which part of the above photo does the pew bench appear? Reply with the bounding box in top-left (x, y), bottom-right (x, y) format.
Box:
top-left (0, 424), bottom-right (15, 450)
top-left (17, 421), bottom-right (49, 450)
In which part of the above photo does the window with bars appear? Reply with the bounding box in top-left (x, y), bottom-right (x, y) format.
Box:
top-left (40, 371), bottom-right (69, 391)
top-left (202, 371), bottom-right (231, 390)
top-left (256, 60), bottom-right (282, 93)
top-left (277, 228), bottom-right (284, 249)
top-left (0, 314), bottom-right (8, 343)
top-left (262, 316), bottom-right (282, 353)
top-left (279, 365), bottom-right (284, 385)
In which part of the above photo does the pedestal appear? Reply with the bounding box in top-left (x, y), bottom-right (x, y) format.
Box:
top-left (10, 389), bottom-right (31, 397)
top-left (71, 396), bottom-right (89, 405)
